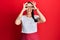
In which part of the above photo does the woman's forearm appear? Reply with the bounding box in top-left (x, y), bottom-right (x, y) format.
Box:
top-left (18, 9), bottom-right (25, 18)
top-left (15, 9), bottom-right (24, 22)
top-left (15, 2), bottom-right (27, 25)
top-left (15, 9), bottom-right (24, 25)
top-left (36, 8), bottom-right (46, 22)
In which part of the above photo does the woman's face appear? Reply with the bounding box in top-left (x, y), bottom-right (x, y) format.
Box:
top-left (26, 3), bottom-right (34, 13)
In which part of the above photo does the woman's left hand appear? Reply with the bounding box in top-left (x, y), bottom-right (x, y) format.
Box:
top-left (32, 1), bottom-right (37, 10)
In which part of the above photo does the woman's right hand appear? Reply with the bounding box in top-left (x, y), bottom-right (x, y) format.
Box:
top-left (22, 2), bottom-right (27, 11)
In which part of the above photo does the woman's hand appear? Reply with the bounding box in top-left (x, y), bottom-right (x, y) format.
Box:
top-left (22, 2), bottom-right (27, 11)
top-left (32, 1), bottom-right (46, 23)
top-left (32, 1), bottom-right (37, 10)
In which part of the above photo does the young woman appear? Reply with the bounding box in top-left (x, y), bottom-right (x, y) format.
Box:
top-left (15, 1), bottom-right (46, 40)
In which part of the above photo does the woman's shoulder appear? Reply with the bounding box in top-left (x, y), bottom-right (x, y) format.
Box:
top-left (20, 15), bottom-right (26, 20)
top-left (22, 15), bottom-right (26, 18)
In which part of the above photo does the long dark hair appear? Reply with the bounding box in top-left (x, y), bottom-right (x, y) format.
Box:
top-left (27, 2), bottom-right (38, 22)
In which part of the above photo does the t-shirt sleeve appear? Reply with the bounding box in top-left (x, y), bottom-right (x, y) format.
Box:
top-left (17, 16), bottom-right (23, 21)
top-left (19, 15), bottom-right (25, 21)
top-left (34, 15), bottom-right (39, 19)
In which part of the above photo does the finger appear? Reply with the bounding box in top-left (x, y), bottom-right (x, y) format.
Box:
top-left (24, 2), bottom-right (28, 5)
top-left (33, 1), bottom-right (36, 5)
top-left (32, 1), bottom-right (36, 5)
top-left (34, 2), bottom-right (36, 4)
top-left (23, 2), bottom-right (27, 6)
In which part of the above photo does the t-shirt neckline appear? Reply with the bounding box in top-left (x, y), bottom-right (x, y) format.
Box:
top-left (25, 15), bottom-right (32, 19)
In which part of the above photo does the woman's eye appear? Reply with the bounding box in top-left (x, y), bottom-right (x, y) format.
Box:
top-left (32, 6), bottom-right (34, 8)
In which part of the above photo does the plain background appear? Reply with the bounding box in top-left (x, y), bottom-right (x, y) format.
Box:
top-left (0, 0), bottom-right (60, 40)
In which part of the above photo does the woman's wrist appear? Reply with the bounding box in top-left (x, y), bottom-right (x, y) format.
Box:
top-left (22, 8), bottom-right (25, 11)
top-left (35, 8), bottom-right (38, 11)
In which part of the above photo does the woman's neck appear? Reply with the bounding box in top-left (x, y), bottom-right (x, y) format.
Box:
top-left (26, 12), bottom-right (32, 18)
